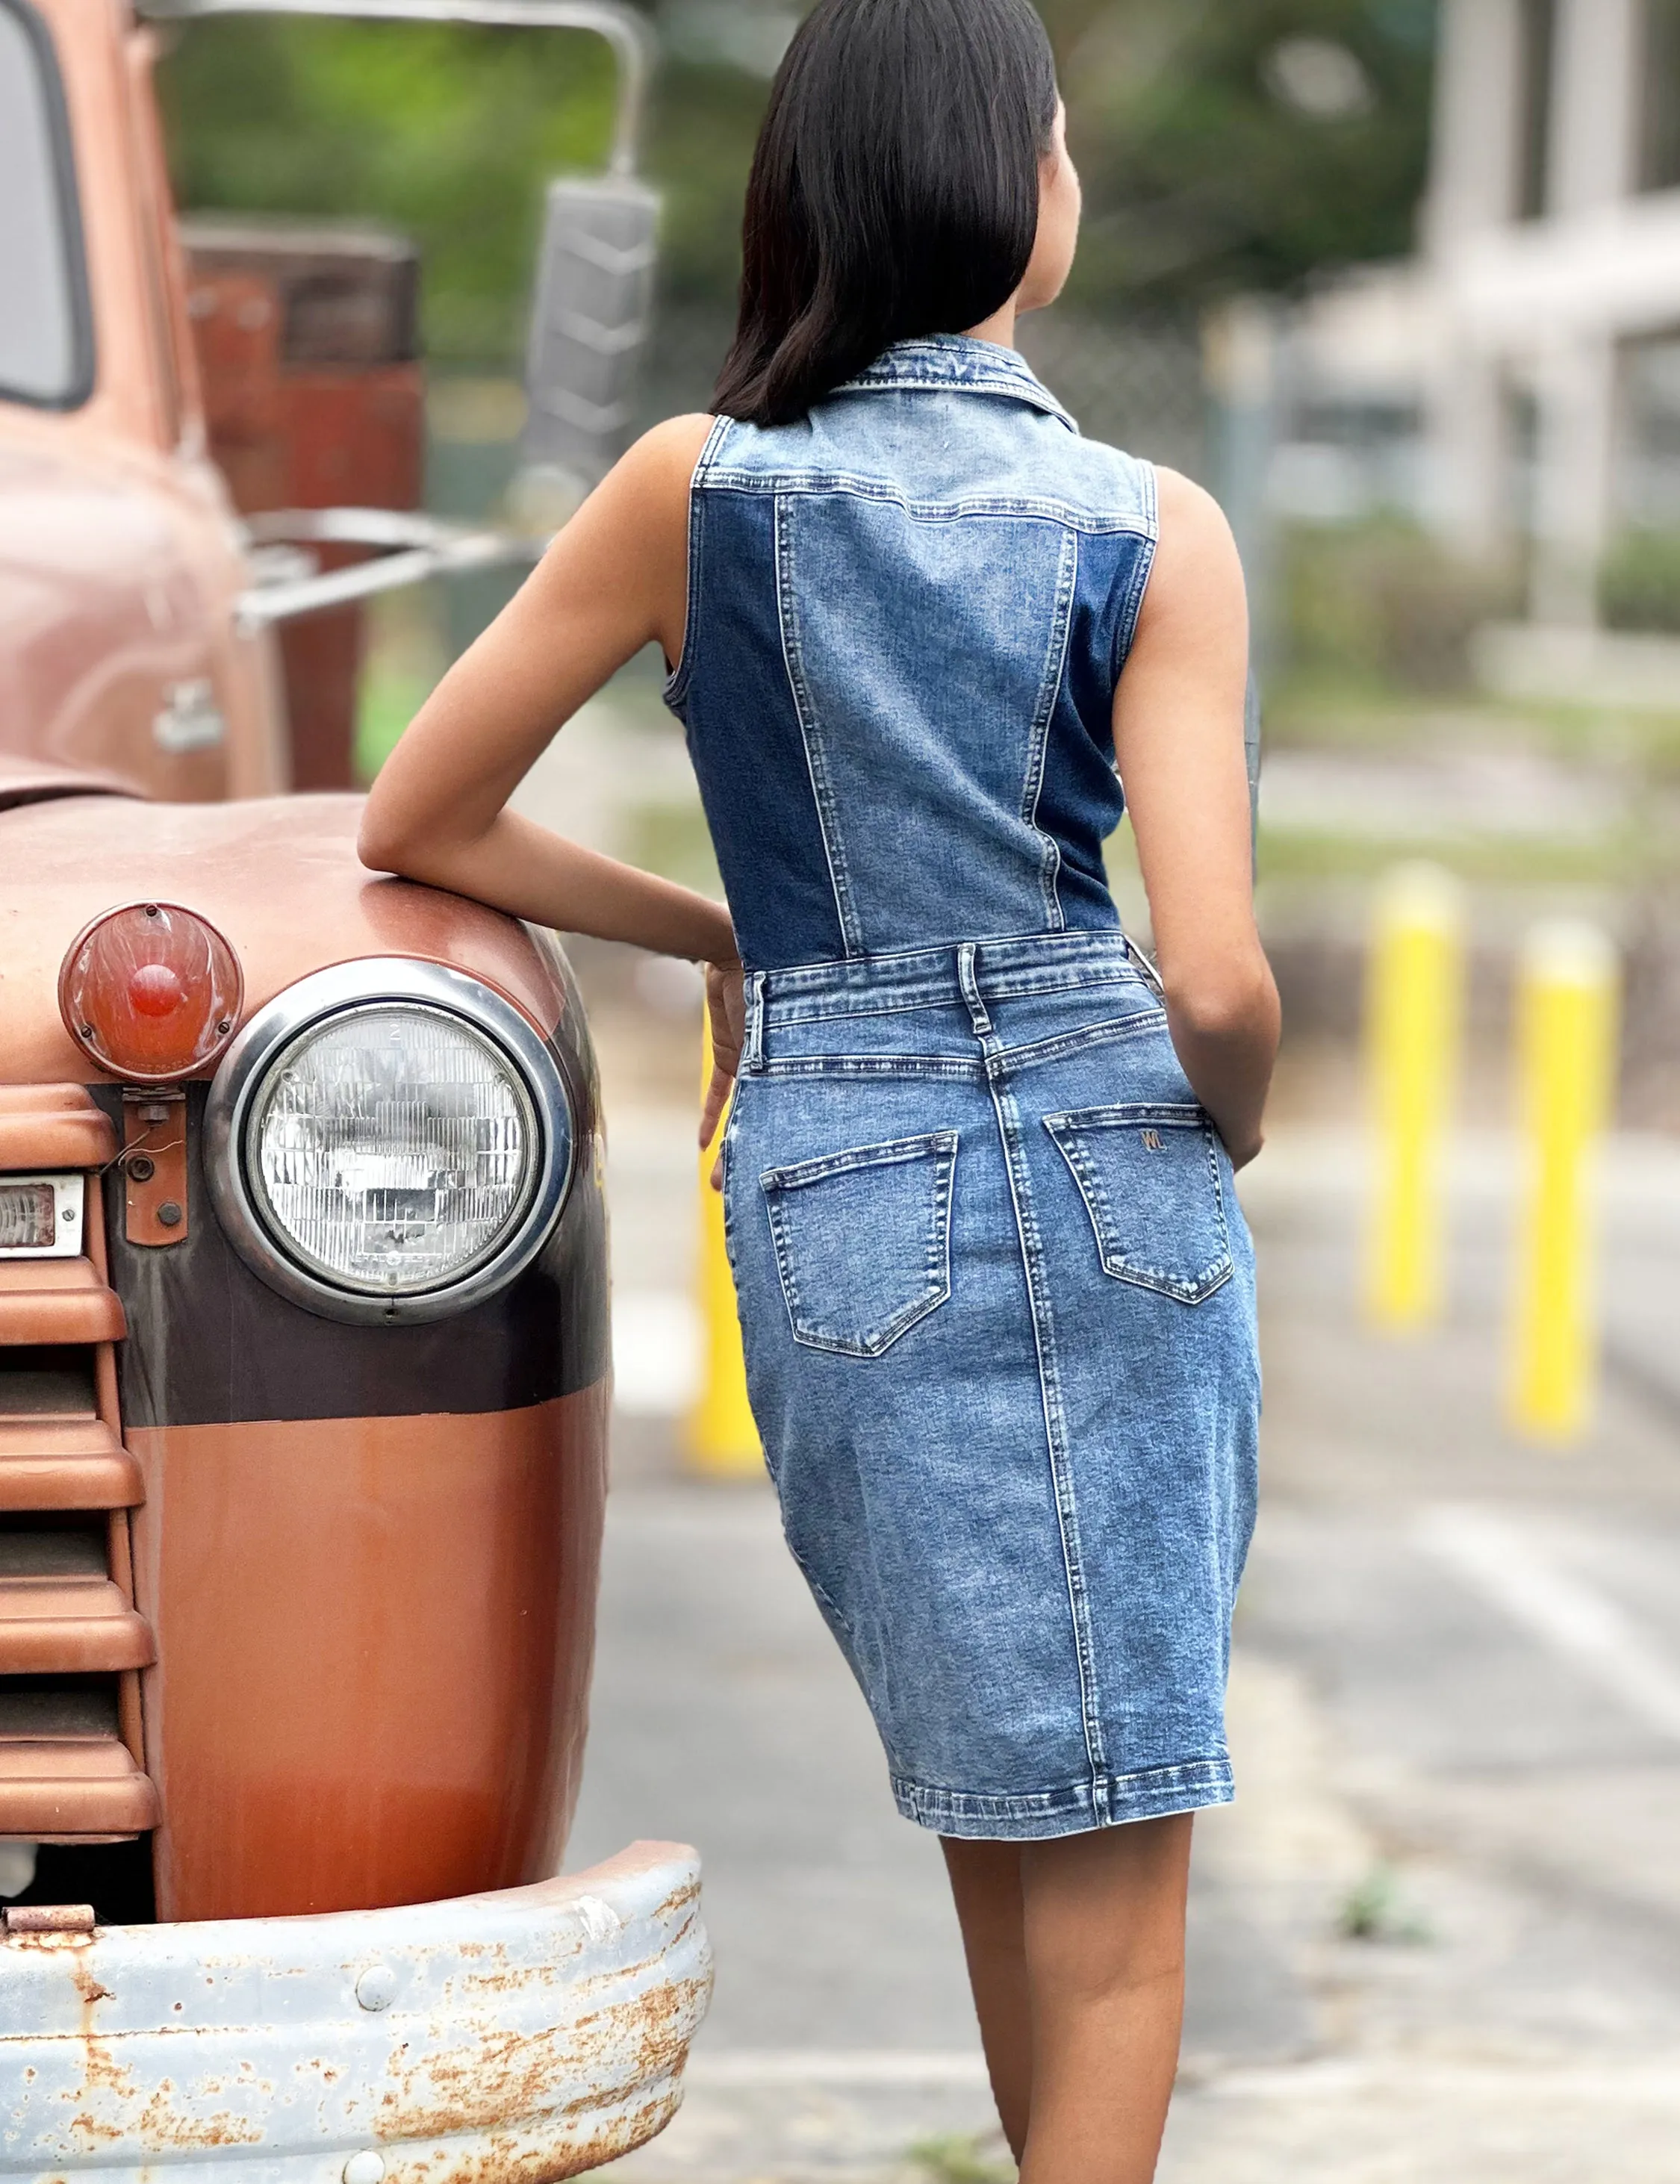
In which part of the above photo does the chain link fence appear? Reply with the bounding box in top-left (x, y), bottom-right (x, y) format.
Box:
top-left (635, 300), bottom-right (1211, 482)
top-left (1018, 307), bottom-right (1208, 481)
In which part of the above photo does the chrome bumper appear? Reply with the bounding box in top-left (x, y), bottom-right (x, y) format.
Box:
top-left (0, 1840), bottom-right (710, 2180)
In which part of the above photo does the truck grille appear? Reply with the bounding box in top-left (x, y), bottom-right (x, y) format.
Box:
top-left (0, 1088), bottom-right (159, 1844)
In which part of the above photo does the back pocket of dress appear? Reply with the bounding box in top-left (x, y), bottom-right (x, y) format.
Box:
top-left (761, 1130), bottom-right (957, 1357)
top-left (1043, 1104), bottom-right (1232, 1304)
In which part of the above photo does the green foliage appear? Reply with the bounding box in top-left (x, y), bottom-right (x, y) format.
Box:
top-left (1600, 529), bottom-right (1680, 635)
top-left (1337, 1861), bottom-right (1432, 1944)
top-left (158, 16), bottom-right (615, 365)
top-left (1046, 0), bottom-right (1437, 307)
top-left (157, 1), bottom-right (1440, 366)
top-left (1282, 518), bottom-right (1515, 694)
top-left (907, 2134), bottom-right (1016, 2184)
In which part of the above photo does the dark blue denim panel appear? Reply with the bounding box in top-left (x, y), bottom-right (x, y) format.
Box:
top-left (1036, 529), bottom-right (1152, 928)
top-left (673, 486), bottom-right (849, 967)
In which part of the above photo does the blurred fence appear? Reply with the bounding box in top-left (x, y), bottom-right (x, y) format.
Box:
top-left (632, 300), bottom-right (1211, 482)
top-left (1018, 308), bottom-right (1208, 481)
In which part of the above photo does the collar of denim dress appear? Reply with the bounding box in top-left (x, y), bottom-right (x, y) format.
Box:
top-left (836, 334), bottom-right (1077, 432)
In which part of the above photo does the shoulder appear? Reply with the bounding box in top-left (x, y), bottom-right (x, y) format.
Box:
top-left (1151, 467), bottom-right (1238, 564)
top-left (600, 413), bottom-right (719, 514)
top-left (1132, 466), bottom-right (1248, 649)
top-left (550, 414), bottom-right (718, 586)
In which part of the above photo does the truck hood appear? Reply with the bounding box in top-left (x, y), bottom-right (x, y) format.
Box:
top-left (0, 792), bottom-right (573, 1083)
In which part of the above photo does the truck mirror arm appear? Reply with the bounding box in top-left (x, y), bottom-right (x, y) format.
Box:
top-left (233, 507), bottom-right (546, 632)
top-left (137, 0), bottom-right (655, 175)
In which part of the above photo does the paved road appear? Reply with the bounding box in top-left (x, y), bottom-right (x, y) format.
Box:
top-left (567, 1016), bottom-right (1680, 2180)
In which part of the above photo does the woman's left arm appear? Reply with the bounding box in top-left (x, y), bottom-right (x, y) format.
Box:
top-left (1113, 468), bottom-right (1280, 1169)
top-left (358, 412), bottom-right (735, 971)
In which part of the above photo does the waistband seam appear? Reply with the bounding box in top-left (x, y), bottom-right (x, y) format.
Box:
top-left (751, 942), bottom-right (1141, 1027)
top-left (753, 928), bottom-right (1133, 983)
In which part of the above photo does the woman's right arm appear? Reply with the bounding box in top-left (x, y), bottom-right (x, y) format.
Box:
top-left (1112, 468), bottom-right (1280, 1168)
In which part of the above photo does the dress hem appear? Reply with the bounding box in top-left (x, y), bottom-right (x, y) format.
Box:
top-left (891, 1755), bottom-right (1234, 1840)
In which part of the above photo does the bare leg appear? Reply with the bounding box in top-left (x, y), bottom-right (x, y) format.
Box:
top-left (942, 1838), bottom-right (1031, 2160)
top-left (1017, 1814), bottom-right (1194, 2184)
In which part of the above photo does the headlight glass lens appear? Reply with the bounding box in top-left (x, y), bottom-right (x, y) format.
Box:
top-left (249, 1005), bottom-right (537, 1295)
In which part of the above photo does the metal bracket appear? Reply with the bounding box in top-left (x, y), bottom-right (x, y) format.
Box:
top-left (121, 1090), bottom-right (190, 1249)
top-left (231, 508), bottom-right (544, 632)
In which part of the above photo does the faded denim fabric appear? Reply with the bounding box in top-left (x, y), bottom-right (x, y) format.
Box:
top-left (669, 339), bottom-right (1260, 1838)
top-left (667, 337), bottom-right (1152, 969)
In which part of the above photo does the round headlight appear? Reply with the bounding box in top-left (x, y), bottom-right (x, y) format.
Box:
top-left (207, 961), bottom-right (576, 1325)
top-left (249, 1005), bottom-right (537, 1296)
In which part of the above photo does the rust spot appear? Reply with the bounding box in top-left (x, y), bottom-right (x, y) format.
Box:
top-left (71, 2039), bottom-right (139, 2101)
top-left (368, 1976), bottom-right (706, 2150)
top-left (650, 1881), bottom-right (700, 1927)
top-left (133, 2084), bottom-right (264, 2153)
top-left (66, 2112), bottom-right (125, 2147)
top-left (413, 2090), bottom-right (682, 2184)
top-left (4, 1931), bottom-right (96, 1955)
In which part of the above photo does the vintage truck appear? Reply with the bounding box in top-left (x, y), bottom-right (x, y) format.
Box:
top-left (0, 0), bottom-right (709, 2172)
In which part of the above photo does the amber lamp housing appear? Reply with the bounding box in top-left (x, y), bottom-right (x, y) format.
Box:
top-left (59, 902), bottom-right (244, 1083)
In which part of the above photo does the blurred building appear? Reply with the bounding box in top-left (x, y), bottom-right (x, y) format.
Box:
top-left (1277, 0), bottom-right (1680, 679)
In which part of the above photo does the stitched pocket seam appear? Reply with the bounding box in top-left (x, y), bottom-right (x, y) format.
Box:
top-left (1043, 1104), bottom-right (1233, 1304)
top-left (762, 1130), bottom-right (957, 1357)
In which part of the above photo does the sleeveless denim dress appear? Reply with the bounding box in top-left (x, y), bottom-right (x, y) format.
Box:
top-left (666, 335), bottom-right (1260, 1839)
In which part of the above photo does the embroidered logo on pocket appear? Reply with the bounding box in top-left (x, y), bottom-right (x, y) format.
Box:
top-left (1043, 1104), bottom-right (1233, 1304)
top-left (761, 1130), bottom-right (958, 1357)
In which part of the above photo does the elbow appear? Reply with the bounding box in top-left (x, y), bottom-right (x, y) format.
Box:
top-left (357, 797), bottom-right (413, 878)
top-left (1166, 956), bottom-right (1279, 1049)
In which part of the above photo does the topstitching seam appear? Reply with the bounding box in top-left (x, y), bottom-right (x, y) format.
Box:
top-left (981, 1045), bottom-right (1109, 1804)
top-left (663, 414), bottom-right (732, 709)
top-left (1021, 526), bottom-right (1078, 933)
top-left (700, 472), bottom-right (1153, 535)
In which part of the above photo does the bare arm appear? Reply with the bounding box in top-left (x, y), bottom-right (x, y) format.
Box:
top-left (358, 412), bottom-right (732, 967)
top-left (1113, 469), bottom-right (1279, 1167)
top-left (359, 412), bottom-right (746, 1144)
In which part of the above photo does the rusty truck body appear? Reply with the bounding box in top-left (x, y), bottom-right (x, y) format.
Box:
top-left (0, 0), bottom-right (708, 2171)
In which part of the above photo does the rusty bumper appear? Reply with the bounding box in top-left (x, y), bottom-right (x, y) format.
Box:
top-left (0, 1841), bottom-right (711, 2182)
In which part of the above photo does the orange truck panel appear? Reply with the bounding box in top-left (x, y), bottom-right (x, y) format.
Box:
top-left (130, 1384), bottom-right (609, 1922)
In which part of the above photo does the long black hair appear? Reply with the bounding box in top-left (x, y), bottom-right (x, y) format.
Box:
top-left (712, 0), bottom-right (1059, 428)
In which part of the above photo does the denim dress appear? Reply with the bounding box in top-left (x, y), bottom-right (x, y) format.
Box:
top-left (666, 335), bottom-right (1260, 1840)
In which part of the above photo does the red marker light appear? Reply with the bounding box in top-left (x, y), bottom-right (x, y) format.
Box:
top-left (59, 903), bottom-right (243, 1083)
top-left (129, 962), bottom-right (188, 1018)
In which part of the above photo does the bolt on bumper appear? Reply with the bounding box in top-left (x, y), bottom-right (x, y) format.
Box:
top-left (0, 1839), bottom-right (711, 2181)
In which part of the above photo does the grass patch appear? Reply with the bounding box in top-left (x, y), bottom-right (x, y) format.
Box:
top-left (1338, 1862), bottom-right (1433, 1944)
top-left (907, 2134), bottom-right (1015, 2184)
top-left (623, 799), bottom-right (724, 896)
top-left (1257, 825), bottom-right (1679, 889)
top-left (355, 664), bottom-right (438, 784)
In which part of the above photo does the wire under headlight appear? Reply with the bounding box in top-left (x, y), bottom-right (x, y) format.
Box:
top-left (208, 962), bottom-right (575, 1325)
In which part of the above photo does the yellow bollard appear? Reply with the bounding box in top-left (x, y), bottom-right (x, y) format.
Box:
top-left (1364, 863), bottom-right (1466, 1331)
top-left (685, 1017), bottom-right (761, 1476)
top-left (1508, 920), bottom-right (1620, 1444)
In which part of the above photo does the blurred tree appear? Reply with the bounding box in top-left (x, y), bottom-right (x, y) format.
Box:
top-left (1046, 0), bottom-right (1439, 307)
top-left (158, 0), bottom-right (1439, 366)
top-left (158, 16), bottom-right (617, 364)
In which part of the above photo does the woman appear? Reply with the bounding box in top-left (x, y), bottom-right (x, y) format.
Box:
top-left (361, 0), bottom-right (1278, 2174)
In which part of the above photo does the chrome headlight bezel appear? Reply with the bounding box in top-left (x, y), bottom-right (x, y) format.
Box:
top-left (206, 959), bottom-right (576, 1326)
